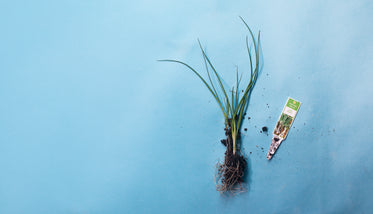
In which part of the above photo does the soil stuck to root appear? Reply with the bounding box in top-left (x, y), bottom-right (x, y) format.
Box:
top-left (216, 122), bottom-right (247, 194)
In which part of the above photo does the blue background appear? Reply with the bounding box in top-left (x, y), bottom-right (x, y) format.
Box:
top-left (1, 0), bottom-right (372, 213)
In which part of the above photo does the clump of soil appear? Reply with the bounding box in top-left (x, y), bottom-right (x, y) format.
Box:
top-left (216, 119), bottom-right (247, 194)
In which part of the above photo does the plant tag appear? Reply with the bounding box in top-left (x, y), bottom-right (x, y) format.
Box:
top-left (267, 97), bottom-right (301, 160)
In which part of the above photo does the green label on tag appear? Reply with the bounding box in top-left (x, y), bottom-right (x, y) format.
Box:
top-left (286, 98), bottom-right (301, 111)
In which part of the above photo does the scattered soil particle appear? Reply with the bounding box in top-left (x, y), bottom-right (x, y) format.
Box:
top-left (260, 131), bottom-right (262, 133)
top-left (250, 152), bottom-right (252, 154)
top-left (248, 117), bottom-right (251, 120)
top-left (221, 139), bottom-right (227, 147)
top-left (261, 147), bottom-right (263, 150)
top-left (262, 126), bottom-right (268, 132)
top-left (244, 128), bottom-right (247, 131)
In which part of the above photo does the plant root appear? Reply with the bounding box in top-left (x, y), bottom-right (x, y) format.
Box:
top-left (216, 125), bottom-right (247, 195)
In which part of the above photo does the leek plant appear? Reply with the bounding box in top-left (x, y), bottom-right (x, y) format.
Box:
top-left (159, 17), bottom-right (261, 193)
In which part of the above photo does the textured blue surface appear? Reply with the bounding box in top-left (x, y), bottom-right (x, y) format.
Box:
top-left (1, 0), bottom-right (373, 213)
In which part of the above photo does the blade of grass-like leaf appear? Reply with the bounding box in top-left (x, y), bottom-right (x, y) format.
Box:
top-left (199, 41), bottom-right (220, 107)
top-left (158, 59), bottom-right (226, 116)
top-left (240, 16), bottom-right (257, 64)
top-left (235, 72), bottom-right (256, 117)
top-left (198, 42), bottom-right (233, 116)
top-left (241, 17), bottom-right (259, 93)
top-left (237, 93), bottom-right (248, 129)
top-left (235, 69), bottom-right (238, 110)
top-left (234, 19), bottom-right (260, 117)
top-left (235, 68), bottom-right (241, 110)
top-left (246, 36), bottom-right (253, 77)
top-left (236, 35), bottom-right (258, 113)
top-left (256, 31), bottom-right (261, 71)
top-left (231, 87), bottom-right (235, 112)
top-left (237, 79), bottom-right (256, 129)
top-left (225, 97), bottom-right (230, 118)
top-left (237, 73), bottom-right (243, 111)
